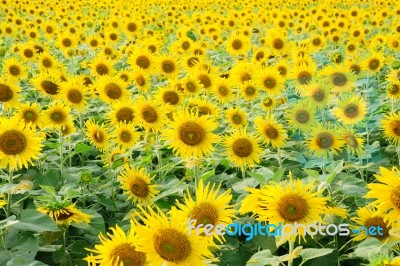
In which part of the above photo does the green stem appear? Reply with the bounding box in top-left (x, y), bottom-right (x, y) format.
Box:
top-left (288, 240), bottom-right (294, 266)
top-left (59, 129), bottom-right (64, 187)
top-left (322, 150), bottom-right (327, 175)
top-left (6, 170), bottom-right (13, 217)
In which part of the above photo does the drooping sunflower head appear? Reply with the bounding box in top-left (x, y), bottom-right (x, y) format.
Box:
top-left (37, 202), bottom-right (91, 226)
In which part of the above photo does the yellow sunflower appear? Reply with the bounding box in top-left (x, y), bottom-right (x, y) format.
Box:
top-left (135, 96), bottom-right (167, 132)
top-left (239, 81), bottom-right (259, 101)
top-left (128, 47), bottom-right (156, 74)
top-left (155, 86), bottom-right (183, 109)
top-left (254, 115), bottom-right (287, 148)
top-left (114, 122), bottom-right (139, 150)
top-left (38, 52), bottom-right (60, 71)
top-left (43, 101), bottom-right (72, 129)
top-left (366, 166), bottom-right (400, 226)
top-left (226, 107), bottom-right (248, 128)
top-left (212, 78), bottom-right (234, 103)
top-left (226, 33), bottom-right (251, 56)
top-left (108, 99), bottom-right (137, 125)
top-left (387, 82), bottom-right (400, 99)
top-left (307, 123), bottom-right (344, 155)
top-left (31, 70), bottom-right (62, 98)
top-left (181, 75), bottom-right (203, 96)
top-left (362, 52), bottom-right (385, 73)
top-left (286, 100), bottom-right (316, 132)
top-left (256, 67), bottom-right (284, 95)
top-left (292, 62), bottom-right (317, 93)
top-left (332, 94), bottom-right (367, 125)
top-left (188, 98), bottom-right (218, 117)
top-left (132, 68), bottom-right (151, 93)
top-left (0, 117), bottom-right (44, 170)
top-left (93, 75), bottom-right (130, 104)
top-left (302, 79), bottom-right (331, 109)
top-left (133, 206), bottom-right (216, 265)
top-left (85, 119), bottom-right (110, 152)
top-left (59, 77), bottom-right (87, 111)
top-left (0, 77), bottom-right (21, 110)
top-left (37, 202), bottom-right (91, 226)
top-left (161, 109), bottom-right (219, 159)
top-left (14, 102), bottom-right (43, 128)
top-left (339, 126), bottom-right (365, 157)
top-left (229, 60), bottom-right (258, 85)
top-left (320, 65), bottom-right (356, 93)
top-left (119, 164), bottom-right (158, 205)
top-left (260, 96), bottom-right (276, 112)
top-left (267, 29), bottom-right (290, 55)
top-left (224, 128), bottom-right (262, 169)
top-left (156, 55), bottom-right (180, 77)
top-left (382, 112), bottom-right (400, 145)
top-left (3, 57), bottom-right (27, 81)
top-left (88, 55), bottom-right (115, 78)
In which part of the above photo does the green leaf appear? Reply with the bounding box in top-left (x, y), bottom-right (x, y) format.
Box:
top-left (4, 229), bottom-right (39, 262)
top-left (73, 143), bottom-right (93, 154)
top-left (353, 238), bottom-right (382, 258)
top-left (13, 209), bottom-right (59, 233)
top-left (201, 169), bottom-right (215, 182)
top-left (246, 250), bottom-right (280, 266)
top-left (300, 248), bottom-right (334, 261)
top-left (272, 168), bottom-right (285, 182)
top-left (304, 169), bottom-right (320, 179)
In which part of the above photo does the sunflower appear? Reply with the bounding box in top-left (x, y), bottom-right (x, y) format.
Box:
top-left (302, 79), bottom-right (331, 109)
top-left (60, 121), bottom-right (77, 137)
top-left (351, 206), bottom-right (395, 243)
top-left (254, 115), bottom-right (287, 148)
top-left (286, 100), bottom-right (316, 132)
top-left (387, 69), bottom-right (400, 84)
top-left (239, 81), bottom-right (259, 101)
top-left (3, 57), bottom-right (27, 81)
top-left (161, 109), bottom-right (219, 159)
top-left (156, 55), bottom-right (180, 77)
top-left (0, 117), bottom-right (44, 170)
top-left (132, 68), bottom-right (151, 93)
top-left (320, 65), bottom-right (356, 93)
top-left (387, 82), bottom-right (400, 99)
top-left (362, 52), bottom-right (385, 73)
top-left (0, 77), bottom-right (21, 110)
top-left (366, 166), bottom-right (400, 226)
top-left (108, 99), bottom-right (137, 125)
top-left (135, 96), bottom-right (166, 132)
top-left (93, 75), bottom-right (130, 104)
top-left (85, 221), bottom-right (147, 266)
top-left (339, 126), bottom-right (364, 157)
top-left (260, 96), bottom-right (276, 112)
top-left (274, 59), bottom-right (290, 79)
top-left (37, 202), bottom-right (91, 226)
top-left (174, 179), bottom-right (236, 243)
top-left (18, 42), bottom-right (37, 61)
top-left (332, 94), bottom-right (367, 125)
top-left (192, 66), bottom-right (216, 90)
top-left (14, 102), bottom-right (43, 128)
top-left (382, 112), bottom-right (400, 145)
top-left (114, 122), bottom-right (139, 150)
top-left (224, 128), bottom-right (262, 169)
top-left (307, 123), bottom-right (344, 155)
top-left (43, 101), bottom-right (72, 129)
top-left (256, 67), bottom-right (284, 95)
top-left (59, 77), bottom-right (87, 111)
top-left (88, 55), bottom-right (115, 78)
top-left (56, 33), bottom-right (77, 54)
top-left (267, 29), bottom-right (290, 55)
top-left (293, 62), bottom-right (317, 92)
top-left (155, 86), bottom-right (183, 109)
top-left (226, 107), bottom-right (247, 128)
top-left (226, 33), bottom-right (251, 56)
top-left (133, 206), bottom-right (216, 265)
top-left (123, 20), bottom-right (141, 37)
top-left (31, 70), bottom-right (62, 98)
top-left (181, 75), bottom-right (203, 96)
top-left (128, 47), bottom-right (156, 74)
top-left (229, 60), bottom-right (258, 85)
top-left (85, 119), bottom-right (110, 151)
top-left (188, 98), bottom-right (218, 117)
top-left (38, 52), bottom-right (60, 71)
top-left (212, 78), bottom-right (234, 103)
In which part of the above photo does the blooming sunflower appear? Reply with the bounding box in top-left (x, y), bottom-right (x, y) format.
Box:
top-left (239, 81), bottom-right (259, 101)
top-left (119, 164), bottom-right (158, 205)
top-left (226, 107), bottom-right (247, 128)
top-left (134, 206), bottom-right (216, 265)
top-left (128, 47), bottom-right (156, 74)
top-left (387, 82), bottom-right (400, 99)
top-left (135, 96), bottom-right (167, 132)
top-left (43, 101), bottom-right (72, 129)
top-left (260, 96), bottom-right (276, 112)
top-left (114, 122), bottom-right (139, 150)
top-left (308, 123), bottom-right (344, 155)
top-left (14, 102), bottom-right (43, 128)
top-left (229, 60), bottom-right (258, 85)
top-left (0, 117), bottom-right (44, 170)
top-left (256, 67), bottom-right (284, 95)
top-left (292, 62), bottom-right (317, 93)
top-left (267, 29), bottom-right (290, 55)
top-left (188, 98), bottom-right (218, 117)
top-left (156, 55), bottom-right (180, 77)
top-left (286, 100), bottom-right (316, 132)
top-left (108, 99), bottom-right (137, 125)
top-left (181, 75), bottom-right (203, 96)
top-left (132, 68), bottom-right (151, 93)
top-left (382, 113), bottom-right (400, 145)
top-left (366, 167), bottom-right (400, 226)
top-left (59, 77), bottom-right (87, 111)
top-left (155, 86), bottom-right (183, 109)
top-left (93, 75), bottom-right (130, 104)
top-left (362, 52), bottom-right (385, 73)
top-left (85, 221), bottom-right (147, 266)
top-left (31, 70), bottom-right (62, 98)
top-left (339, 126), bottom-right (365, 156)
top-left (212, 78), bottom-right (234, 103)
top-left (3, 57), bottom-right (27, 81)
top-left (37, 202), bottom-right (91, 226)
top-left (85, 119), bottom-right (110, 152)
top-left (0, 77), bottom-right (21, 110)
top-left (254, 115), bottom-right (287, 148)
top-left (320, 65), bottom-right (356, 93)
top-left (161, 109), bottom-right (219, 159)
top-left (88, 55), bottom-right (115, 78)
top-left (38, 52), bottom-right (60, 71)
top-left (302, 79), bottom-right (331, 109)
top-left (226, 33), bottom-right (251, 56)
top-left (224, 128), bottom-right (262, 169)
top-left (332, 94), bottom-right (367, 125)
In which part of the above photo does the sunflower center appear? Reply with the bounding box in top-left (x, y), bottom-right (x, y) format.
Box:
top-left (0, 84), bottom-right (13, 102)
top-left (96, 63), bottom-right (109, 75)
top-left (130, 177), bottom-right (149, 198)
top-left (256, 51), bottom-right (264, 60)
top-left (350, 64), bottom-right (361, 75)
top-left (278, 66), bottom-right (287, 76)
top-left (182, 41), bottom-right (190, 50)
top-left (162, 60), bottom-right (175, 73)
top-left (186, 82), bottom-right (196, 92)
top-left (191, 202), bottom-right (219, 226)
top-left (312, 89), bottom-right (325, 102)
top-left (316, 132), bottom-right (334, 149)
top-left (142, 106), bottom-right (158, 123)
top-left (41, 80), bottom-right (59, 95)
top-left (388, 84), bottom-right (399, 95)
top-left (93, 130), bottom-right (104, 142)
top-left (312, 38), bottom-right (321, 46)
top-left (264, 78), bottom-right (276, 89)
top-left (241, 73), bottom-right (251, 82)
top-left (344, 134), bottom-right (358, 148)
top-left (368, 59), bottom-right (380, 71)
top-left (265, 125), bottom-right (279, 139)
top-left (198, 106), bottom-right (211, 116)
top-left (42, 58), bottom-right (52, 68)
top-left (178, 122), bottom-right (205, 146)
top-left (344, 104), bottom-right (359, 118)
top-left (127, 22), bottom-right (137, 32)
top-left (0, 130), bottom-right (27, 155)
top-left (163, 91), bottom-right (179, 105)
top-left (62, 38), bottom-right (72, 47)
top-left (50, 111), bottom-right (64, 123)
top-left (390, 120), bottom-right (400, 136)
top-left (263, 98), bottom-right (273, 107)
top-left (116, 107), bottom-right (134, 122)
top-left (24, 49), bottom-right (34, 58)
top-left (198, 74), bottom-right (211, 88)
top-left (9, 65), bottom-right (20, 76)
top-left (110, 243), bottom-right (146, 266)
top-left (295, 110), bottom-right (310, 124)
top-left (136, 75), bottom-right (146, 86)
top-left (232, 39), bottom-right (242, 50)
top-left (136, 55), bottom-right (150, 69)
top-left (298, 71), bottom-right (312, 85)
top-left (245, 86), bottom-right (255, 95)
top-left (187, 57), bottom-right (199, 67)
top-left (364, 216), bottom-right (390, 240)
top-left (67, 89), bottom-right (83, 104)
top-left (232, 114), bottom-right (242, 124)
top-left (120, 131), bottom-right (131, 142)
top-left (348, 44), bottom-right (355, 51)
top-left (272, 38), bottom-right (284, 50)
top-left (109, 33), bottom-right (117, 41)
top-left (23, 111), bottom-right (36, 122)
top-left (154, 229), bottom-right (191, 262)
top-left (232, 138), bottom-right (253, 157)
top-left (277, 194), bottom-right (309, 222)
top-left (105, 83), bottom-right (122, 99)
top-left (90, 39), bottom-right (98, 47)
top-left (218, 86), bottom-right (228, 96)
top-left (55, 210), bottom-right (74, 221)
top-left (332, 73), bottom-right (347, 86)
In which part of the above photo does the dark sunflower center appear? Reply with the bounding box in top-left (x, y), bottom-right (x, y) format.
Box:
top-left (154, 229), bottom-right (191, 262)
top-left (136, 76), bottom-right (146, 86)
top-left (136, 55), bottom-right (150, 69)
top-left (93, 130), bottom-right (104, 142)
top-left (127, 22), bottom-right (137, 32)
top-left (41, 80), bottom-right (59, 95)
top-left (232, 39), bottom-right (242, 50)
top-left (109, 33), bottom-right (117, 41)
top-left (90, 39), bottom-right (98, 47)
top-left (110, 243), bottom-right (146, 266)
top-left (390, 120), bottom-right (400, 136)
top-left (332, 73), bottom-right (347, 86)
top-left (316, 132), bottom-right (334, 149)
top-left (264, 78), bottom-right (276, 89)
top-left (142, 106), bottom-right (158, 123)
top-left (96, 63), bottom-right (109, 75)
top-left (191, 202), bottom-right (219, 226)
top-left (364, 216), bottom-right (390, 240)
top-left (388, 84), bottom-right (399, 95)
top-left (265, 125), bottom-right (279, 139)
top-left (256, 51), bottom-right (264, 60)
top-left (0, 84), bottom-right (13, 102)
top-left (344, 104), bottom-right (359, 118)
top-left (105, 83), bottom-right (122, 99)
top-left (23, 110), bottom-right (36, 122)
top-left (298, 71), bottom-right (312, 85)
top-left (186, 82), bottom-right (196, 92)
top-left (42, 58), bottom-right (52, 68)
top-left (116, 107), bottom-right (134, 123)
top-left (67, 89), bottom-right (83, 104)
top-left (278, 66), bottom-right (287, 76)
top-left (245, 86), bottom-right (255, 95)
top-left (187, 57), bottom-right (199, 67)
top-left (232, 138), bottom-right (253, 157)
top-left (312, 38), bottom-right (321, 46)
top-left (198, 74), bottom-right (211, 88)
top-left (312, 89), bottom-right (325, 102)
top-left (62, 38), bottom-right (72, 47)
top-left (368, 59), bottom-right (380, 71)
top-left (277, 194), bottom-right (309, 222)
top-left (120, 131), bottom-right (131, 142)
top-left (163, 91), bottom-right (179, 105)
top-left (9, 65), bottom-right (20, 76)
top-left (120, 74), bottom-right (129, 82)
top-left (218, 86), bottom-right (228, 96)
top-left (162, 60), bottom-right (175, 73)
top-left (178, 122), bottom-right (205, 146)
top-left (130, 177), bottom-right (149, 198)
top-left (273, 38), bottom-right (284, 49)
top-left (232, 114), bottom-right (242, 124)
top-left (24, 49), bottom-right (34, 58)
top-left (50, 111), bottom-right (64, 123)
top-left (348, 44), bottom-right (355, 51)
top-left (0, 130), bottom-right (27, 155)
top-left (263, 98), bottom-right (273, 107)
top-left (241, 73), bottom-right (251, 82)
top-left (350, 64), bottom-right (361, 75)
top-left (295, 110), bottom-right (310, 124)
top-left (54, 210), bottom-right (74, 221)
top-left (182, 41), bottom-right (190, 50)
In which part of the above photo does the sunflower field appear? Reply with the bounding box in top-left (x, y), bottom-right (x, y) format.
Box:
top-left (1, 0), bottom-right (400, 265)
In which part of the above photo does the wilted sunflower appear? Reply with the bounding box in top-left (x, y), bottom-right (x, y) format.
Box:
top-left (119, 165), bottom-right (158, 205)
top-left (226, 107), bottom-right (247, 128)
top-left (135, 96), bottom-right (166, 132)
top-left (366, 166), bottom-right (400, 226)
top-left (85, 119), bottom-right (110, 151)
top-left (85, 221), bottom-right (147, 266)
top-left (0, 117), bottom-right (44, 170)
top-left (224, 128), bottom-right (262, 169)
top-left (108, 99), bottom-right (137, 125)
top-left (161, 109), bottom-right (219, 159)
top-left (114, 122), bottom-right (139, 150)
top-left (382, 112), bottom-right (400, 145)
top-left (134, 206), bottom-right (216, 265)
top-left (93, 75), bottom-right (130, 104)
top-left (254, 115), bottom-right (287, 148)
top-left (43, 101), bottom-right (72, 129)
top-left (332, 94), bottom-right (367, 125)
top-left (308, 123), bottom-right (344, 155)
top-left (0, 77), bottom-right (21, 110)
top-left (37, 202), bottom-right (91, 226)
top-left (286, 100), bottom-right (316, 132)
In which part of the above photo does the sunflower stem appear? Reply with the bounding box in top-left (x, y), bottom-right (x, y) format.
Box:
top-left (6, 170), bottom-right (13, 218)
top-left (155, 134), bottom-right (163, 178)
top-left (59, 129), bottom-right (64, 187)
top-left (322, 151), bottom-right (327, 175)
top-left (288, 240), bottom-right (294, 266)
top-left (241, 167), bottom-right (246, 179)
